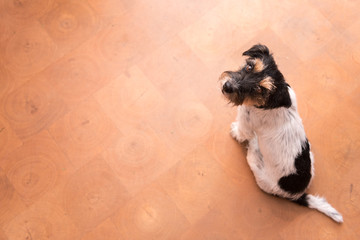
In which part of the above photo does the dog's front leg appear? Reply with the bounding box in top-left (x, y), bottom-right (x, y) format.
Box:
top-left (230, 106), bottom-right (255, 142)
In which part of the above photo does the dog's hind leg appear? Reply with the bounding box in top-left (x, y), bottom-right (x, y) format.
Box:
top-left (246, 138), bottom-right (264, 170)
top-left (246, 138), bottom-right (277, 195)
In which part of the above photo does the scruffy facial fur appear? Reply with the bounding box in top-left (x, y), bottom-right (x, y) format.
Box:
top-left (221, 44), bottom-right (343, 223)
top-left (220, 44), bottom-right (290, 109)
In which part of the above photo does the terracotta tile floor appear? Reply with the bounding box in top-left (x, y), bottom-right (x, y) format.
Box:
top-left (0, 0), bottom-right (359, 239)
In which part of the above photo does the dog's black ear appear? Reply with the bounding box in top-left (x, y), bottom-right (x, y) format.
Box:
top-left (242, 44), bottom-right (270, 58)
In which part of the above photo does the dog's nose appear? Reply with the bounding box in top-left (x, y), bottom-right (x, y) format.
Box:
top-left (223, 81), bottom-right (234, 93)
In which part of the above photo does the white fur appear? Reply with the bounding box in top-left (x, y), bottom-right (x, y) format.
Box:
top-left (307, 195), bottom-right (343, 223)
top-left (231, 86), bottom-right (343, 222)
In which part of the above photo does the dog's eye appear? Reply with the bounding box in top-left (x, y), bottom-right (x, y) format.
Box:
top-left (245, 65), bottom-right (253, 72)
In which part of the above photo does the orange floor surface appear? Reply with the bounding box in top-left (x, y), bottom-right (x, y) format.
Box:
top-left (0, 0), bottom-right (359, 239)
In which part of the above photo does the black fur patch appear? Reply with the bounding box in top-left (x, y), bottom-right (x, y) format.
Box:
top-left (278, 140), bottom-right (312, 194)
top-left (292, 193), bottom-right (309, 207)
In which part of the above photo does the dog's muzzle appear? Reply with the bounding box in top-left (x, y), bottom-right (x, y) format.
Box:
top-left (220, 72), bottom-right (237, 95)
top-left (222, 81), bottom-right (234, 94)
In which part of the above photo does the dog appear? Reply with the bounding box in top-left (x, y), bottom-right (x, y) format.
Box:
top-left (219, 44), bottom-right (343, 223)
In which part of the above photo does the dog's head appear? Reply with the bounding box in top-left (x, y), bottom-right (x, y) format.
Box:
top-left (220, 44), bottom-right (288, 108)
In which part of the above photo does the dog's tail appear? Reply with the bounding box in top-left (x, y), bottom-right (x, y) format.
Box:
top-left (292, 193), bottom-right (343, 223)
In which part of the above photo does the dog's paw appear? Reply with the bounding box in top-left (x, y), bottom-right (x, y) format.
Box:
top-left (230, 121), bottom-right (252, 143)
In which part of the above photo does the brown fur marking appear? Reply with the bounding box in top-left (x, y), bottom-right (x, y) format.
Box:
top-left (259, 76), bottom-right (276, 91)
top-left (219, 72), bottom-right (230, 81)
top-left (242, 96), bottom-right (266, 107)
top-left (254, 59), bottom-right (265, 73)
